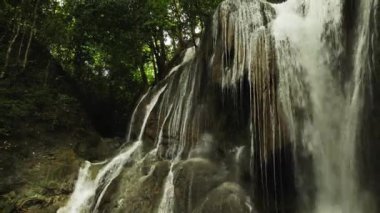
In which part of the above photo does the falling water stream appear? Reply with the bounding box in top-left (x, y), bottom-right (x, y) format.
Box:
top-left (156, 47), bottom-right (197, 213)
top-left (273, 0), bottom-right (376, 212)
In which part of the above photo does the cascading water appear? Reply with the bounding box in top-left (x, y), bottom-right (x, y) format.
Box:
top-left (57, 141), bottom-right (142, 213)
top-left (57, 87), bottom-right (167, 213)
top-left (58, 0), bottom-right (378, 212)
top-left (273, 0), bottom-right (377, 212)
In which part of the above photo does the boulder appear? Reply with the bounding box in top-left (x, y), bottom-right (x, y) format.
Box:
top-left (193, 182), bottom-right (253, 213)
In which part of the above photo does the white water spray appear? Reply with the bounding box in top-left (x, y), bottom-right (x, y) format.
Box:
top-left (273, 0), bottom-right (375, 212)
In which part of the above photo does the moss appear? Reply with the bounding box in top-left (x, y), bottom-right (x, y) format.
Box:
top-left (0, 140), bottom-right (85, 212)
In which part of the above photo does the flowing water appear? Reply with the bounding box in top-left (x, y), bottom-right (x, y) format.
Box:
top-left (57, 87), bottom-right (167, 213)
top-left (58, 45), bottom-right (196, 213)
top-left (157, 164), bottom-right (175, 213)
top-left (156, 47), bottom-right (197, 213)
top-left (58, 0), bottom-right (378, 212)
top-left (57, 141), bottom-right (142, 213)
top-left (273, 0), bottom-right (377, 212)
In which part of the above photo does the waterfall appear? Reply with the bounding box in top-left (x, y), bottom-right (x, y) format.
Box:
top-left (58, 0), bottom-right (379, 212)
top-left (273, 0), bottom-right (376, 212)
top-left (56, 161), bottom-right (93, 213)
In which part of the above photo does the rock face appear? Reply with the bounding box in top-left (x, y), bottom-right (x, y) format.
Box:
top-left (98, 151), bottom-right (171, 213)
top-left (0, 147), bottom-right (81, 212)
top-left (193, 182), bottom-right (251, 213)
top-left (0, 97), bottom-right (122, 212)
top-left (172, 158), bottom-right (227, 212)
top-left (0, 136), bottom-right (123, 212)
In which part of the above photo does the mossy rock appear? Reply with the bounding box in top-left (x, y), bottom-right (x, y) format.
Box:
top-left (193, 182), bottom-right (253, 213)
top-left (74, 136), bottom-right (122, 161)
top-left (0, 193), bottom-right (16, 213)
top-left (97, 151), bottom-right (171, 213)
top-left (172, 158), bottom-right (228, 213)
top-left (0, 147), bottom-right (81, 212)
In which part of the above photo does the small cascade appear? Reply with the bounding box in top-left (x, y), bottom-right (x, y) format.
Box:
top-left (155, 47), bottom-right (197, 213)
top-left (126, 91), bottom-right (149, 143)
top-left (57, 141), bottom-right (142, 213)
top-left (157, 164), bottom-right (175, 213)
top-left (57, 161), bottom-right (93, 213)
top-left (58, 86), bottom-right (167, 213)
top-left (146, 46), bottom-right (198, 159)
top-left (137, 86), bottom-right (167, 141)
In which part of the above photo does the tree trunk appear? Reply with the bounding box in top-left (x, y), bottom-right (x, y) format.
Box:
top-left (150, 46), bottom-right (158, 83)
top-left (22, 28), bottom-right (35, 70)
top-left (17, 28), bottom-right (26, 64)
top-left (157, 30), bottom-right (168, 80)
top-left (151, 36), bottom-right (165, 81)
top-left (1, 24), bottom-right (21, 79)
top-left (172, 0), bottom-right (185, 49)
top-left (22, 0), bottom-right (40, 71)
top-left (139, 64), bottom-right (148, 86)
top-left (190, 21), bottom-right (198, 47)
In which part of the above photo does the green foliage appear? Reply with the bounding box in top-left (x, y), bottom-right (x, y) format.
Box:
top-left (0, 0), bottom-right (224, 137)
top-left (0, 84), bottom-right (86, 138)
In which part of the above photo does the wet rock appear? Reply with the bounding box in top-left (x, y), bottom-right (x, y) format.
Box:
top-left (188, 133), bottom-right (218, 159)
top-left (172, 158), bottom-right (228, 212)
top-left (74, 135), bottom-right (122, 161)
top-left (0, 147), bottom-right (81, 213)
top-left (193, 182), bottom-right (253, 213)
top-left (98, 151), bottom-right (170, 213)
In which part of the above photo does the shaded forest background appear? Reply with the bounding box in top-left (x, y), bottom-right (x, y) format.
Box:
top-left (0, 0), bottom-right (222, 139)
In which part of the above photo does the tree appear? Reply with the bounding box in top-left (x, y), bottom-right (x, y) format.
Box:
top-left (0, 0), bottom-right (223, 136)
